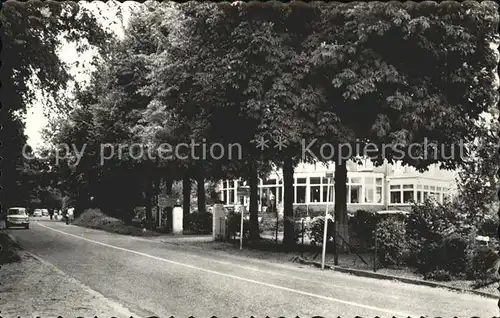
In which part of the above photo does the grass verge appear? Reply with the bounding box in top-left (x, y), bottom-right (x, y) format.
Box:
top-left (178, 237), bottom-right (499, 295)
top-left (73, 209), bottom-right (162, 237)
top-left (0, 231), bottom-right (22, 264)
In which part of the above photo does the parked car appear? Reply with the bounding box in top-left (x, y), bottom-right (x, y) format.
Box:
top-left (41, 209), bottom-right (49, 216)
top-left (6, 207), bottom-right (30, 229)
top-left (33, 209), bottom-right (43, 217)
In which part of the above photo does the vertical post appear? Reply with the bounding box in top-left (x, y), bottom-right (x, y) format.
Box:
top-left (240, 207), bottom-right (244, 250)
top-left (275, 211), bottom-right (279, 245)
top-left (158, 206), bottom-right (161, 228)
top-left (321, 176), bottom-right (332, 270)
top-left (219, 217), bottom-right (222, 240)
top-left (374, 229), bottom-right (378, 272)
top-left (301, 218), bottom-right (305, 258)
top-left (333, 223), bottom-right (339, 265)
top-left (385, 161), bottom-right (390, 210)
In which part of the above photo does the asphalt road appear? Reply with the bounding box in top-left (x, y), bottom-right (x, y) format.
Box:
top-left (6, 218), bottom-right (499, 317)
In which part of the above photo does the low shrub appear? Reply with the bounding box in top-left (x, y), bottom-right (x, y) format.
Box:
top-left (349, 210), bottom-right (378, 250)
top-left (406, 201), bottom-right (458, 272)
top-left (441, 234), bottom-right (469, 276)
top-left (478, 216), bottom-right (498, 237)
top-left (424, 269), bottom-right (452, 282)
top-left (374, 217), bottom-right (407, 267)
top-left (73, 209), bottom-right (161, 236)
top-left (0, 233), bottom-right (21, 264)
top-left (469, 246), bottom-right (500, 280)
top-left (226, 212), bottom-right (249, 239)
top-left (308, 216), bottom-right (334, 245)
top-left (185, 212), bottom-right (213, 234)
top-left (261, 216), bottom-right (283, 233)
top-left (293, 206), bottom-right (308, 218)
top-left (226, 213), bottom-right (265, 239)
top-left (286, 217), bottom-right (302, 244)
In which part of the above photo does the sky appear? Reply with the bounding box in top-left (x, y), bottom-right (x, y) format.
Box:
top-left (24, 1), bottom-right (138, 150)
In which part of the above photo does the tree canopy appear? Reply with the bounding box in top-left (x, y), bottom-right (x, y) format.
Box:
top-left (11, 1), bottom-right (498, 246)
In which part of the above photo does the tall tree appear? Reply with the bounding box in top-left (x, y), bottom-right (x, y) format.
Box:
top-left (1, 1), bottom-right (111, 211)
top-left (308, 1), bottom-right (499, 246)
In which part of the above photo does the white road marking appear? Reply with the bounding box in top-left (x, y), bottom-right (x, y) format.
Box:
top-left (65, 225), bottom-right (403, 297)
top-left (36, 222), bottom-right (416, 317)
top-left (141, 240), bottom-right (403, 298)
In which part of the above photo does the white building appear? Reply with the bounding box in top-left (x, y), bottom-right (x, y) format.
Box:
top-left (218, 159), bottom-right (458, 217)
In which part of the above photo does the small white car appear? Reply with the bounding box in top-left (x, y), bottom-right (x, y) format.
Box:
top-left (33, 209), bottom-right (43, 217)
top-left (6, 207), bottom-right (30, 229)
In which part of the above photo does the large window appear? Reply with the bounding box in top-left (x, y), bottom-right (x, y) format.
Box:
top-left (276, 187), bottom-right (283, 205)
top-left (309, 177), bottom-right (321, 203)
top-left (365, 177), bottom-right (375, 203)
top-left (390, 183), bottom-right (416, 204)
top-left (261, 187), bottom-right (276, 210)
top-left (221, 180), bottom-right (236, 205)
top-left (375, 178), bottom-right (383, 203)
top-left (390, 185), bottom-right (402, 204)
top-left (295, 177), bottom-right (307, 203)
top-left (261, 177), bottom-right (282, 211)
top-left (348, 177), bottom-right (362, 204)
top-left (321, 177), bottom-right (334, 202)
top-left (414, 183), bottom-right (448, 204)
top-left (322, 185), bottom-right (334, 202)
top-left (403, 184), bottom-right (414, 203)
top-left (364, 177), bottom-right (383, 204)
top-left (264, 178), bottom-right (277, 186)
top-left (224, 173), bottom-right (386, 206)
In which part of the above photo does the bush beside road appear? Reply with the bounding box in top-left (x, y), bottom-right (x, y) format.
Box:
top-left (0, 231), bottom-right (21, 264)
top-left (73, 209), bottom-right (161, 237)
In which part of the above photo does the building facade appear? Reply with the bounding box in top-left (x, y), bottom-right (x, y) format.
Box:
top-left (218, 159), bottom-right (458, 216)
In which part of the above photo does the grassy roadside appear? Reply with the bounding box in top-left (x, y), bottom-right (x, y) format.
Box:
top-left (0, 231), bottom-right (22, 264)
top-left (69, 211), bottom-right (500, 296)
top-left (174, 238), bottom-right (500, 296)
top-left (72, 209), bottom-right (162, 237)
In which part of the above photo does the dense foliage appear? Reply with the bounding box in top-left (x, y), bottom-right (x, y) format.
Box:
top-left (375, 218), bottom-right (408, 267)
top-left (1, 1), bottom-right (112, 211)
top-left (6, 2), bottom-right (498, 253)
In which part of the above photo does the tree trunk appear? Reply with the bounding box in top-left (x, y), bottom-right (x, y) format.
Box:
top-left (182, 176), bottom-right (191, 228)
top-left (282, 156), bottom-right (295, 247)
top-left (196, 171), bottom-right (206, 214)
top-left (145, 177), bottom-right (153, 230)
top-left (334, 161), bottom-right (349, 251)
top-left (249, 161), bottom-right (260, 241)
top-left (165, 178), bottom-right (173, 232)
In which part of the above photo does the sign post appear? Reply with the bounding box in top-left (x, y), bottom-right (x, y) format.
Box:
top-left (322, 172), bottom-right (334, 270)
top-left (240, 205), bottom-right (244, 250)
top-left (238, 186), bottom-right (250, 250)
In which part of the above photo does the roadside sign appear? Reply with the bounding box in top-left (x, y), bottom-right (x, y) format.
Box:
top-left (158, 197), bottom-right (167, 207)
top-left (237, 186), bottom-right (250, 196)
top-left (159, 197), bottom-right (177, 208)
top-left (321, 175), bottom-right (333, 270)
